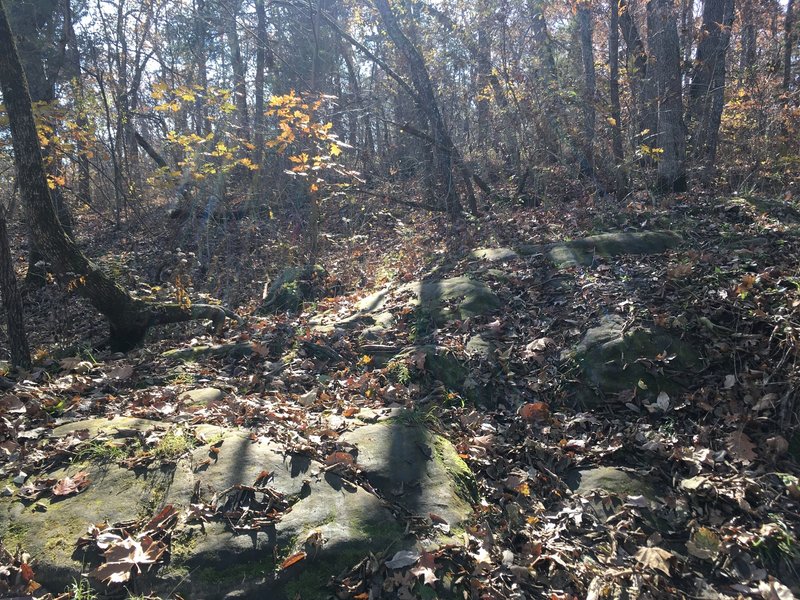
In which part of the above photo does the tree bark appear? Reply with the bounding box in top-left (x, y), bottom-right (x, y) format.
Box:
top-left (0, 0), bottom-right (236, 351)
top-left (224, 0), bottom-right (250, 140)
top-left (689, 0), bottom-right (735, 170)
top-left (373, 0), bottom-right (474, 217)
top-left (619, 0), bottom-right (658, 145)
top-left (0, 212), bottom-right (31, 369)
top-left (578, 3), bottom-right (596, 174)
top-left (609, 0), bottom-right (628, 198)
top-left (647, 0), bottom-right (687, 193)
top-left (785, 0), bottom-right (796, 91)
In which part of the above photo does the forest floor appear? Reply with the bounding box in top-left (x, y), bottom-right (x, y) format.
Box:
top-left (1, 190), bottom-right (800, 599)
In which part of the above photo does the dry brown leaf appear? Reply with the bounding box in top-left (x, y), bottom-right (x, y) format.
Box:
top-left (280, 551), bottom-right (306, 570)
top-left (519, 402), bottom-right (550, 422)
top-left (52, 471), bottom-right (91, 497)
top-left (726, 431), bottom-right (757, 463)
top-left (634, 546), bottom-right (673, 575)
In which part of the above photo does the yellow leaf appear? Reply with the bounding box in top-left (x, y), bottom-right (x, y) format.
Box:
top-left (330, 143), bottom-right (342, 157)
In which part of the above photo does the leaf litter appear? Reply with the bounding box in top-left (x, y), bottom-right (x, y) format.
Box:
top-left (1, 195), bottom-right (799, 598)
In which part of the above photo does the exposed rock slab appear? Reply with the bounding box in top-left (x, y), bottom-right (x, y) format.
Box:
top-left (473, 230), bottom-right (681, 267)
top-left (565, 315), bottom-right (702, 404)
top-left (342, 421), bottom-right (477, 530)
top-left (402, 276), bottom-right (500, 324)
top-left (0, 418), bottom-right (475, 599)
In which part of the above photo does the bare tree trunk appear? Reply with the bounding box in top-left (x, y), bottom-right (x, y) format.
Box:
top-left (193, 0), bottom-right (211, 136)
top-left (647, 0), bottom-right (687, 192)
top-left (578, 3), bottom-right (596, 175)
top-left (785, 0), bottom-right (796, 90)
top-left (64, 0), bottom-right (91, 209)
top-left (689, 0), bottom-right (735, 171)
top-left (224, 0), bottom-right (250, 140)
top-left (610, 0), bottom-right (628, 198)
top-left (619, 0), bottom-right (658, 146)
top-left (373, 0), bottom-right (473, 217)
top-left (0, 0), bottom-right (236, 351)
top-left (739, 0), bottom-right (757, 84)
top-left (0, 210), bottom-right (31, 369)
top-left (253, 0), bottom-right (269, 168)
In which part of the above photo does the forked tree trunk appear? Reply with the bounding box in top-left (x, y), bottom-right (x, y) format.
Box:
top-left (647, 0), bottom-right (687, 193)
top-left (0, 0), bottom-right (236, 351)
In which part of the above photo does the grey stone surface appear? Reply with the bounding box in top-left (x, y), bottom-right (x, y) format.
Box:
top-left (565, 315), bottom-right (701, 404)
top-left (1, 419), bottom-right (475, 599)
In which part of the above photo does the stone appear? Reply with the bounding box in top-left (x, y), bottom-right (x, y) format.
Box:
top-left (565, 315), bottom-right (701, 404)
top-left (163, 343), bottom-right (254, 361)
top-left (258, 264), bottom-right (327, 314)
top-left (543, 231), bottom-right (681, 267)
top-left (179, 387), bottom-right (225, 406)
top-left (567, 466), bottom-right (655, 499)
top-left (1, 419), bottom-right (475, 599)
top-left (403, 276), bottom-right (500, 324)
top-left (391, 346), bottom-right (473, 398)
top-left (471, 247), bottom-right (519, 261)
top-left (342, 420), bottom-right (477, 529)
top-left (466, 334), bottom-right (494, 359)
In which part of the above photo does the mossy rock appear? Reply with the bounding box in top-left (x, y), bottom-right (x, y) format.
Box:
top-left (565, 315), bottom-right (702, 405)
top-left (259, 264), bottom-right (327, 314)
top-left (402, 276), bottom-right (500, 324)
top-left (392, 345), bottom-right (477, 398)
top-left (0, 420), bottom-right (425, 599)
top-left (162, 342), bottom-right (254, 361)
top-left (517, 230), bottom-right (681, 267)
top-left (342, 421), bottom-right (477, 530)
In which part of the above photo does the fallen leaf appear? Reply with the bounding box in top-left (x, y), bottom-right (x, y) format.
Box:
top-left (385, 550), bottom-right (420, 569)
top-left (634, 546), bottom-right (673, 575)
top-left (280, 551), bottom-right (307, 570)
top-left (324, 451), bottom-right (355, 467)
top-left (90, 535), bottom-right (167, 583)
top-left (52, 471), bottom-right (91, 496)
top-left (726, 431), bottom-right (757, 463)
top-left (519, 402), bottom-right (549, 422)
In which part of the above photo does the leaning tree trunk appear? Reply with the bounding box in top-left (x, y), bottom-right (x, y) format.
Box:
top-left (647, 0), bottom-right (687, 193)
top-left (0, 211), bottom-right (31, 369)
top-left (0, 0), bottom-right (236, 352)
top-left (689, 0), bottom-right (735, 172)
top-left (372, 0), bottom-right (474, 217)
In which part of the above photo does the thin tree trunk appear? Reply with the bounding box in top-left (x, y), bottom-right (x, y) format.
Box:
top-left (0, 211), bottom-right (31, 369)
top-left (610, 0), bottom-right (628, 198)
top-left (785, 0), bottom-right (796, 90)
top-left (224, 0), bottom-right (250, 140)
top-left (578, 3), bottom-right (596, 175)
top-left (647, 0), bottom-right (687, 192)
top-left (0, 0), bottom-right (236, 351)
top-left (689, 0), bottom-right (735, 171)
top-left (373, 0), bottom-right (473, 217)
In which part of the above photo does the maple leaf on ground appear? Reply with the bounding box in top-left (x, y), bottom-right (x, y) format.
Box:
top-left (90, 536), bottom-right (167, 583)
top-left (634, 546), bottom-right (673, 576)
top-left (385, 550), bottom-right (420, 569)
